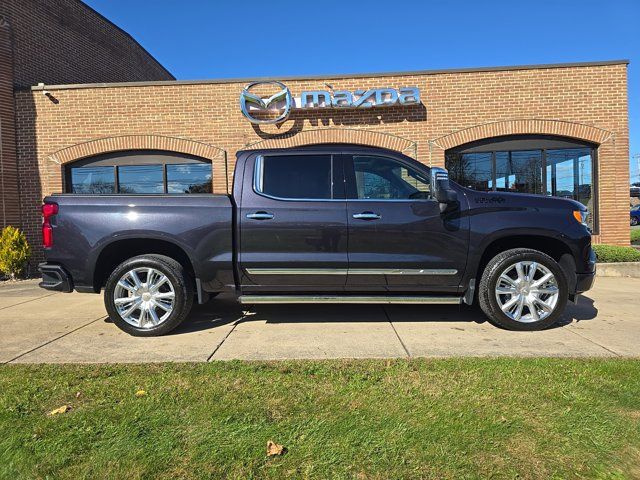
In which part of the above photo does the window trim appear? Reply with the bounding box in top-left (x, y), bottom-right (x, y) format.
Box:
top-left (253, 154), bottom-right (345, 202)
top-left (446, 135), bottom-right (595, 153)
top-left (345, 154), bottom-right (434, 202)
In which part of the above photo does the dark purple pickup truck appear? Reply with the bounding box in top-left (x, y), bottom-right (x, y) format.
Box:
top-left (39, 145), bottom-right (596, 335)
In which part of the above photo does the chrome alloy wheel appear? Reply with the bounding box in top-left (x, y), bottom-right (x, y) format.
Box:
top-left (113, 267), bottom-right (175, 328)
top-left (494, 261), bottom-right (559, 323)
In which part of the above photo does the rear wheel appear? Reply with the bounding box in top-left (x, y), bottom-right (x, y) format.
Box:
top-left (631, 216), bottom-right (638, 226)
top-left (104, 255), bottom-right (194, 336)
top-left (478, 248), bottom-right (568, 331)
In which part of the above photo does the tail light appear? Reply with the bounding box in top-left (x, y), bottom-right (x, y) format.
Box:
top-left (42, 202), bottom-right (58, 248)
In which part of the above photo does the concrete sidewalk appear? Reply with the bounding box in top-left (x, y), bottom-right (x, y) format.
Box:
top-left (0, 277), bottom-right (638, 363)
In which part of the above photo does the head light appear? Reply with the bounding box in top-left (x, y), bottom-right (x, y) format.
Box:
top-left (572, 210), bottom-right (588, 226)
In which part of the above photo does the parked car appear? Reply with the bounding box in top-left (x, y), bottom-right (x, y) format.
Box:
top-left (631, 206), bottom-right (640, 226)
top-left (39, 145), bottom-right (596, 335)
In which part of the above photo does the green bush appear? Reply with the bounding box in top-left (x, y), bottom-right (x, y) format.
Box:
top-left (593, 244), bottom-right (640, 263)
top-left (0, 226), bottom-right (31, 280)
top-left (631, 228), bottom-right (640, 245)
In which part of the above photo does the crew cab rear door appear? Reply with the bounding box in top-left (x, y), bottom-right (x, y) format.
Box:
top-left (238, 152), bottom-right (348, 290)
top-left (344, 153), bottom-right (468, 291)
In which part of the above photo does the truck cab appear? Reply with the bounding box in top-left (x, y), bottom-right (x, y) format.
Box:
top-left (236, 145), bottom-right (467, 296)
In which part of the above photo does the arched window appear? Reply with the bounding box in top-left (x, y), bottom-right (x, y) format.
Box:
top-left (65, 150), bottom-right (213, 194)
top-left (445, 135), bottom-right (597, 230)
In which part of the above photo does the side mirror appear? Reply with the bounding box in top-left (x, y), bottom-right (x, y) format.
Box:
top-left (430, 167), bottom-right (458, 213)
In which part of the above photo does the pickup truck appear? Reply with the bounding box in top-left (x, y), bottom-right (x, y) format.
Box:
top-left (39, 144), bottom-right (596, 336)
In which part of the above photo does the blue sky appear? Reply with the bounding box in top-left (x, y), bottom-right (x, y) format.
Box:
top-left (85, 0), bottom-right (639, 182)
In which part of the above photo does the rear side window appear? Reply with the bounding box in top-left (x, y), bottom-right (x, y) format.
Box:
top-left (256, 155), bottom-right (333, 199)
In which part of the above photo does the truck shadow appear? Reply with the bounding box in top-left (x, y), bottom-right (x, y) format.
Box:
top-left (173, 293), bottom-right (598, 334)
top-left (556, 295), bottom-right (599, 327)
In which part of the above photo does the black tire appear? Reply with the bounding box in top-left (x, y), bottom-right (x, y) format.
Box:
top-left (631, 217), bottom-right (638, 226)
top-left (478, 248), bottom-right (568, 331)
top-left (104, 254), bottom-right (194, 336)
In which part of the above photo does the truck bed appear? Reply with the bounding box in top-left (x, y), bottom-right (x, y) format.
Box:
top-left (42, 194), bottom-right (234, 293)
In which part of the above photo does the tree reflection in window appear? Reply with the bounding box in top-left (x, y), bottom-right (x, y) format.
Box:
top-left (70, 166), bottom-right (115, 194)
top-left (167, 164), bottom-right (212, 194)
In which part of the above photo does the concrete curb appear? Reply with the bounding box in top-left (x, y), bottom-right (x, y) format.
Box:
top-left (596, 262), bottom-right (640, 278)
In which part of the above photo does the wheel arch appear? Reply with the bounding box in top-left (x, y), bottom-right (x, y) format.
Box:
top-left (91, 236), bottom-right (197, 293)
top-left (472, 233), bottom-right (577, 293)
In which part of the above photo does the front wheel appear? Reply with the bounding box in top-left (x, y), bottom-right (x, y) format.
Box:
top-left (631, 216), bottom-right (639, 226)
top-left (104, 255), bottom-right (194, 336)
top-left (478, 248), bottom-right (568, 331)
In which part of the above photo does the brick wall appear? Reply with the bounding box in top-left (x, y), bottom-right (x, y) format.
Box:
top-left (14, 62), bottom-right (629, 262)
top-left (0, 0), bottom-right (173, 233)
top-left (0, 17), bottom-right (20, 227)
top-left (0, 0), bottom-right (173, 86)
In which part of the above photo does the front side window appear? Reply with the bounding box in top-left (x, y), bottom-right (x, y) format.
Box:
top-left (257, 155), bottom-right (333, 199)
top-left (352, 156), bottom-right (430, 200)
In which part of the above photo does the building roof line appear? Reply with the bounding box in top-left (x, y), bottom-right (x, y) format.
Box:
top-left (23, 59), bottom-right (629, 92)
top-left (77, 0), bottom-right (174, 80)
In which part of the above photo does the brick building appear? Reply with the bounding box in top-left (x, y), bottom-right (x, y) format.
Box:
top-left (0, 0), bottom-right (173, 229)
top-left (0, 1), bottom-right (631, 266)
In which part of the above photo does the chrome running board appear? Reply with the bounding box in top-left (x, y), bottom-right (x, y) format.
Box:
top-left (238, 295), bottom-right (462, 305)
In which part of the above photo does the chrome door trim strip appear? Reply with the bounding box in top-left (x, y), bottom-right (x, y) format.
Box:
top-left (349, 268), bottom-right (458, 275)
top-left (245, 268), bottom-right (348, 275)
top-left (239, 295), bottom-right (463, 305)
top-left (245, 268), bottom-right (457, 276)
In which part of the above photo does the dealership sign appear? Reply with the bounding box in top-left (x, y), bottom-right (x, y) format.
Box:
top-left (239, 81), bottom-right (421, 124)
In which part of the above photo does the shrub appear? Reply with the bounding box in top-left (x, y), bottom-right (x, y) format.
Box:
top-left (0, 226), bottom-right (31, 280)
top-left (631, 228), bottom-right (640, 245)
top-left (593, 244), bottom-right (640, 263)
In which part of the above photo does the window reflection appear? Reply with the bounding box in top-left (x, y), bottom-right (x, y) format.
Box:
top-left (448, 153), bottom-right (492, 191)
top-left (446, 145), bottom-right (596, 229)
top-left (546, 148), bottom-right (593, 225)
top-left (167, 164), bottom-right (212, 193)
top-left (118, 165), bottom-right (164, 194)
top-left (67, 152), bottom-right (213, 196)
top-left (508, 150), bottom-right (543, 194)
top-left (71, 166), bottom-right (115, 194)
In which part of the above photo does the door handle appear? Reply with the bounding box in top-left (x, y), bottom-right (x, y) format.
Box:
top-left (352, 212), bottom-right (381, 220)
top-left (246, 211), bottom-right (274, 220)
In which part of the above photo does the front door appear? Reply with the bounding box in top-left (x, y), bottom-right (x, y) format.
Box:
top-left (239, 152), bottom-right (348, 291)
top-left (344, 153), bottom-right (468, 292)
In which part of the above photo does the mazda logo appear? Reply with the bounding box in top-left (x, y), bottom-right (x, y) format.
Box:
top-left (239, 81), bottom-right (293, 124)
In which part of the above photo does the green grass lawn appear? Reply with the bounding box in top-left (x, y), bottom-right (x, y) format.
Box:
top-left (1, 359), bottom-right (639, 479)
